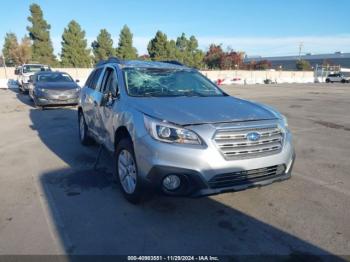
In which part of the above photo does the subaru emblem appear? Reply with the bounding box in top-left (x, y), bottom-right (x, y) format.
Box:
top-left (246, 132), bottom-right (261, 142)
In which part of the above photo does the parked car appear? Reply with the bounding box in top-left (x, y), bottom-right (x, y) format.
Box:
top-left (325, 73), bottom-right (350, 83)
top-left (78, 58), bottom-right (295, 203)
top-left (29, 71), bottom-right (80, 109)
top-left (14, 63), bottom-right (51, 93)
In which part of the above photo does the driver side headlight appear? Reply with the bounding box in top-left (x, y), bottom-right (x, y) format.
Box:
top-left (280, 114), bottom-right (288, 128)
top-left (144, 115), bottom-right (202, 145)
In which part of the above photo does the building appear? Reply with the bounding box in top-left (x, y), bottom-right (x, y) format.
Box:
top-left (244, 52), bottom-right (350, 70)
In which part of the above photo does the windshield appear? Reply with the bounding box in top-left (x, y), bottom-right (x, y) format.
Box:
top-left (37, 73), bottom-right (73, 83)
top-left (123, 68), bottom-right (225, 97)
top-left (23, 65), bottom-right (43, 74)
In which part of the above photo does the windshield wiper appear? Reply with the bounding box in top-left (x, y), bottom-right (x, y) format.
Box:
top-left (181, 90), bottom-right (207, 97)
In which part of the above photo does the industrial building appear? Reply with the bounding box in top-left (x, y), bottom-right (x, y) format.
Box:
top-left (244, 52), bottom-right (350, 70)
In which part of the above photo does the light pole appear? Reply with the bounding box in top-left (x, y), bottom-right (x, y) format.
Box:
top-left (0, 53), bottom-right (8, 80)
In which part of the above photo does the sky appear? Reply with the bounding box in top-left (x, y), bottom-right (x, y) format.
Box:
top-left (1, 0), bottom-right (350, 57)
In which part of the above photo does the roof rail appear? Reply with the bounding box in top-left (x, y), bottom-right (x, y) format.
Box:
top-left (107, 57), bottom-right (123, 63)
top-left (96, 57), bottom-right (123, 67)
top-left (159, 60), bottom-right (184, 66)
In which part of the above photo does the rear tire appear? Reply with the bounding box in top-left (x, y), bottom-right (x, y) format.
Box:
top-left (115, 137), bottom-right (143, 204)
top-left (78, 111), bottom-right (93, 146)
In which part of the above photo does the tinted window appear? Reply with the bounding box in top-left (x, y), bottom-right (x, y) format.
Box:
top-left (85, 70), bottom-right (96, 87)
top-left (22, 65), bottom-right (42, 73)
top-left (37, 73), bottom-right (73, 82)
top-left (86, 68), bottom-right (103, 89)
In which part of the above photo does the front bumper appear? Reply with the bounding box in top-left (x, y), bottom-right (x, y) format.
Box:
top-left (34, 96), bottom-right (79, 106)
top-left (135, 131), bottom-right (295, 197)
top-left (21, 82), bottom-right (29, 90)
top-left (146, 154), bottom-right (294, 197)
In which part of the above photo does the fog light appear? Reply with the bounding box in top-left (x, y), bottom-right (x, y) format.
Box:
top-left (276, 165), bottom-right (285, 175)
top-left (162, 175), bottom-right (181, 191)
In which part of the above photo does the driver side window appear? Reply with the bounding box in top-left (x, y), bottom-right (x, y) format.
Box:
top-left (101, 67), bottom-right (118, 96)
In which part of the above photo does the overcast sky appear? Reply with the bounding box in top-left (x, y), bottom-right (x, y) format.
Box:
top-left (1, 0), bottom-right (350, 57)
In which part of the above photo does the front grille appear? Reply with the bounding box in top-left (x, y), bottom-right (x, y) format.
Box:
top-left (208, 165), bottom-right (285, 188)
top-left (213, 123), bottom-right (284, 160)
top-left (51, 89), bottom-right (75, 94)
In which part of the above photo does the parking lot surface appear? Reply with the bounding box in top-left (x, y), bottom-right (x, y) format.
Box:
top-left (0, 83), bottom-right (349, 258)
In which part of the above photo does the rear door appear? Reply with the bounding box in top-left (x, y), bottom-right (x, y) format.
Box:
top-left (80, 67), bottom-right (104, 135)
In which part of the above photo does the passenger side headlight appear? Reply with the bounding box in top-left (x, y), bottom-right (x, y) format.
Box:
top-left (144, 115), bottom-right (202, 145)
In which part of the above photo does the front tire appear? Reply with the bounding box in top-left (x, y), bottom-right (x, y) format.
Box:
top-left (325, 78), bottom-right (330, 83)
top-left (78, 111), bottom-right (93, 145)
top-left (115, 138), bottom-right (143, 204)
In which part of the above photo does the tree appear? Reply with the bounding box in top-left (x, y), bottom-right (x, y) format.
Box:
top-left (204, 44), bottom-right (224, 69)
top-left (219, 50), bottom-right (243, 70)
top-left (116, 25), bottom-right (138, 59)
top-left (296, 59), bottom-right (311, 71)
top-left (27, 3), bottom-right (56, 65)
top-left (60, 20), bottom-right (92, 67)
top-left (91, 29), bottom-right (115, 63)
top-left (147, 31), bottom-right (173, 60)
top-left (13, 36), bottom-right (32, 64)
top-left (2, 33), bottom-right (19, 66)
top-left (255, 60), bottom-right (272, 70)
top-left (2, 33), bottom-right (32, 65)
top-left (175, 34), bottom-right (204, 68)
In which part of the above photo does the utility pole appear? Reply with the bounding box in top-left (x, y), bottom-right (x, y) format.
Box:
top-left (298, 42), bottom-right (304, 60)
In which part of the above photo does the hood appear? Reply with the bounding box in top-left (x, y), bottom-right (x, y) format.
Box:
top-left (23, 72), bottom-right (35, 77)
top-left (129, 96), bottom-right (277, 126)
top-left (36, 81), bottom-right (79, 91)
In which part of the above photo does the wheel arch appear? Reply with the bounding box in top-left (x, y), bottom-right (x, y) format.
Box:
top-left (114, 126), bottom-right (132, 150)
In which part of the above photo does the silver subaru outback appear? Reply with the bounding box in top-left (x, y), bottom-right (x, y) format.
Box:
top-left (78, 58), bottom-right (295, 203)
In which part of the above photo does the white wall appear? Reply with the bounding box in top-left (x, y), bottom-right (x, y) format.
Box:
top-left (0, 67), bottom-right (314, 89)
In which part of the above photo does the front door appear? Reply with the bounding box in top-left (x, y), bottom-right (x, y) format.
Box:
top-left (96, 66), bottom-right (120, 151)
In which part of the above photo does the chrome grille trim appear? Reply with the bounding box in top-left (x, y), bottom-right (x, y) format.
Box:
top-left (213, 123), bottom-right (284, 160)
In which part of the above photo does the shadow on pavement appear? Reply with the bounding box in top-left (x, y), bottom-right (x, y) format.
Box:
top-left (28, 108), bottom-right (344, 259)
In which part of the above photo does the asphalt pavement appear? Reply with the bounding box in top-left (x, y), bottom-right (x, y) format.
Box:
top-left (0, 83), bottom-right (349, 259)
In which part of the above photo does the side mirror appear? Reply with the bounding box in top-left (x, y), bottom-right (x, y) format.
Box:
top-left (102, 91), bottom-right (117, 106)
top-left (76, 79), bottom-right (80, 83)
top-left (14, 69), bottom-right (19, 75)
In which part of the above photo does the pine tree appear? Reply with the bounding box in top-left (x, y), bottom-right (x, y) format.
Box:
top-left (60, 20), bottom-right (92, 67)
top-left (116, 25), bottom-right (138, 59)
top-left (92, 29), bottom-right (115, 64)
top-left (2, 33), bottom-right (19, 66)
top-left (27, 3), bottom-right (56, 65)
top-left (147, 31), bottom-right (173, 60)
top-left (175, 34), bottom-right (204, 68)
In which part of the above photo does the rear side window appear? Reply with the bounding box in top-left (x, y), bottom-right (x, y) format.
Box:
top-left (86, 68), bottom-right (103, 89)
top-left (85, 70), bottom-right (96, 87)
